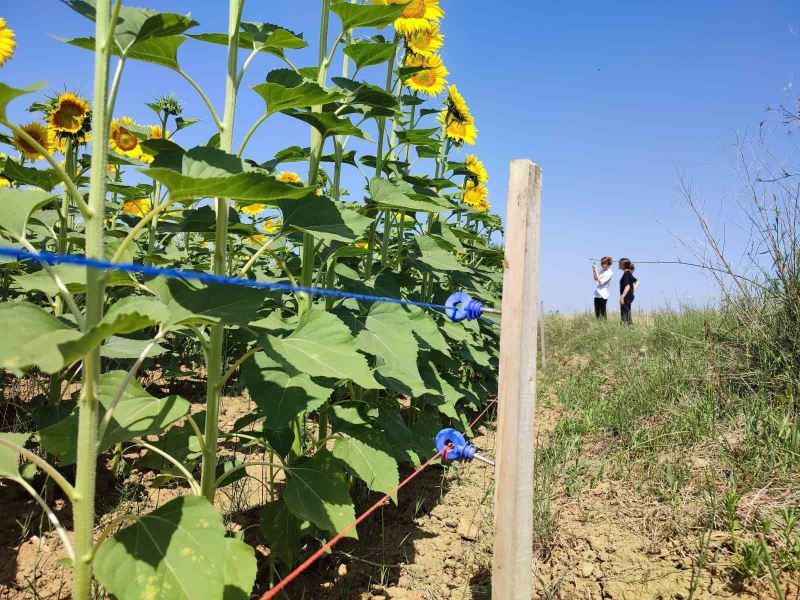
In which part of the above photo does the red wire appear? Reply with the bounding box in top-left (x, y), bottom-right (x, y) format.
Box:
top-left (258, 398), bottom-right (498, 600)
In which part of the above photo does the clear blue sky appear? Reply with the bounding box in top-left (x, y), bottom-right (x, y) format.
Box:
top-left (2, 1), bottom-right (798, 312)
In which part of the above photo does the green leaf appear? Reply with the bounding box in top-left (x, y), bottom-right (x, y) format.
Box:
top-left (280, 196), bottom-right (372, 242)
top-left (102, 336), bottom-right (167, 359)
top-left (260, 310), bottom-right (380, 389)
top-left (355, 303), bottom-right (430, 397)
top-left (260, 501), bottom-right (306, 564)
top-left (94, 496), bottom-right (227, 600)
top-left (190, 22), bottom-right (307, 58)
top-left (149, 276), bottom-right (267, 326)
top-left (1, 159), bottom-right (64, 192)
top-left (0, 433), bottom-right (29, 478)
top-left (369, 177), bottom-right (447, 213)
top-left (14, 264), bottom-right (136, 297)
top-left (64, 35), bottom-right (186, 70)
top-left (343, 40), bottom-right (397, 69)
top-left (0, 188), bottom-right (55, 238)
top-left (283, 109), bottom-right (367, 140)
top-left (145, 147), bottom-right (315, 203)
top-left (415, 235), bottom-right (469, 273)
top-left (0, 82), bottom-right (45, 121)
top-left (333, 434), bottom-right (399, 499)
top-left (242, 353), bottom-right (331, 430)
top-left (0, 302), bottom-right (78, 373)
top-left (62, 2), bottom-right (197, 48)
top-left (39, 371), bottom-right (190, 465)
top-left (222, 537), bottom-right (257, 600)
top-left (57, 296), bottom-right (170, 361)
top-left (284, 449), bottom-right (357, 537)
top-left (253, 73), bottom-right (344, 116)
top-left (407, 306), bottom-right (450, 354)
top-left (331, 2), bottom-right (407, 30)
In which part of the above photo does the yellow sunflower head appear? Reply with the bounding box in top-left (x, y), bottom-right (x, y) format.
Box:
top-left (0, 18), bottom-right (16, 68)
top-left (109, 117), bottom-right (142, 158)
top-left (249, 234), bottom-right (267, 246)
top-left (0, 176), bottom-right (10, 188)
top-left (444, 85), bottom-right (473, 124)
top-left (356, 241), bottom-right (369, 249)
top-left (404, 53), bottom-right (448, 97)
top-left (48, 92), bottom-right (91, 135)
top-left (372, 0), bottom-right (444, 34)
top-left (13, 122), bottom-right (52, 161)
top-left (439, 114), bottom-right (478, 146)
top-left (122, 198), bottom-right (152, 217)
top-left (463, 180), bottom-right (489, 210)
top-left (148, 125), bottom-right (164, 140)
top-left (405, 22), bottom-right (443, 57)
top-left (263, 218), bottom-right (281, 233)
top-left (277, 171), bottom-right (302, 184)
top-left (240, 203), bottom-right (265, 216)
top-left (465, 154), bottom-right (488, 183)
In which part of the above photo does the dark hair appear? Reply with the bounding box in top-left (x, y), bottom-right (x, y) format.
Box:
top-left (629, 263), bottom-right (636, 272)
top-left (600, 256), bottom-right (613, 267)
top-left (619, 258), bottom-right (632, 270)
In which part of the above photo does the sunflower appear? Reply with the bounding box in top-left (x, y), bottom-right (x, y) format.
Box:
top-left (148, 125), bottom-right (164, 140)
top-left (439, 114), bottom-right (478, 146)
top-left (0, 153), bottom-right (9, 187)
top-left (405, 22), bottom-right (443, 57)
top-left (249, 234), bottom-right (267, 246)
top-left (263, 218), bottom-right (281, 233)
top-left (122, 198), bottom-right (152, 217)
top-left (444, 85), bottom-right (473, 124)
top-left (13, 122), bottom-right (52, 161)
top-left (48, 92), bottom-right (91, 135)
top-left (356, 241), bottom-right (369, 249)
top-left (277, 171), bottom-right (302, 184)
top-left (0, 18), bottom-right (16, 67)
top-left (404, 53), bottom-right (448, 97)
top-left (240, 203), bottom-right (265, 216)
top-left (463, 180), bottom-right (488, 209)
top-left (371, 0), bottom-right (444, 33)
top-left (439, 86), bottom-right (478, 146)
top-left (465, 155), bottom-right (488, 183)
top-left (109, 117), bottom-right (143, 158)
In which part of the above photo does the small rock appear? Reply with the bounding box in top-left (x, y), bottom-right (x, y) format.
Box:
top-left (372, 596), bottom-right (386, 600)
top-left (445, 558), bottom-right (457, 568)
top-left (580, 562), bottom-right (594, 578)
top-left (338, 563), bottom-right (348, 577)
top-left (321, 582), bottom-right (333, 590)
top-left (445, 518), bottom-right (458, 528)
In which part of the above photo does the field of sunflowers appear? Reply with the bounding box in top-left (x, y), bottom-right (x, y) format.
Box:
top-left (0, 1), bottom-right (502, 598)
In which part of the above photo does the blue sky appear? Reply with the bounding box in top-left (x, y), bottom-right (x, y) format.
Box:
top-left (2, 1), bottom-right (798, 313)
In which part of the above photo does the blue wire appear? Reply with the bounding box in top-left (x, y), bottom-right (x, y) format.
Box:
top-left (0, 246), bottom-right (460, 314)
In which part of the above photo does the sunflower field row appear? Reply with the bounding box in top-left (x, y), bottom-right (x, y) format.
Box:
top-left (0, 1), bottom-right (502, 598)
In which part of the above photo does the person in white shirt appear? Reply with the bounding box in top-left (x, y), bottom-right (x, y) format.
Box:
top-left (592, 256), bottom-right (614, 319)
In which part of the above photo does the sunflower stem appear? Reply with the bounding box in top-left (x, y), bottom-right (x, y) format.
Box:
top-left (200, 0), bottom-right (244, 503)
top-left (177, 68), bottom-right (224, 133)
top-left (72, 0), bottom-right (113, 596)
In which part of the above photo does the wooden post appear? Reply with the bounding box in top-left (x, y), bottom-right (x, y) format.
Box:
top-left (492, 159), bottom-right (542, 599)
top-left (539, 300), bottom-right (546, 369)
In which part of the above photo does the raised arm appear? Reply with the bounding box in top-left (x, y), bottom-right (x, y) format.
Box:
top-left (592, 264), bottom-right (600, 282)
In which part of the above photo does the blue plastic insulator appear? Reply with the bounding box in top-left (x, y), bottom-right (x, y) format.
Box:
top-left (435, 428), bottom-right (478, 462)
top-left (445, 292), bottom-right (484, 322)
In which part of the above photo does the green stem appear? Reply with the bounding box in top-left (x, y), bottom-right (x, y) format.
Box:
top-left (73, 0), bottom-right (113, 596)
top-left (200, 0), bottom-right (244, 502)
top-left (177, 68), bottom-right (224, 133)
top-left (396, 211), bottom-right (406, 272)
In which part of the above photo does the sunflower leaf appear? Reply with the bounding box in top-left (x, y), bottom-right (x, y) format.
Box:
top-left (0, 433), bottom-right (30, 479)
top-left (94, 496), bottom-right (228, 600)
top-left (1, 160), bottom-right (64, 192)
top-left (0, 188), bottom-right (55, 239)
top-left (253, 76), bottom-right (344, 116)
top-left (279, 196), bottom-right (373, 242)
top-left (144, 146), bottom-right (315, 203)
top-left (0, 83), bottom-right (46, 121)
top-left (331, 2), bottom-right (407, 30)
top-left (63, 35), bottom-right (186, 71)
top-left (333, 433), bottom-right (400, 500)
top-left (282, 109), bottom-right (368, 140)
top-left (189, 22), bottom-right (307, 58)
top-left (343, 40), bottom-right (398, 69)
top-left (369, 177), bottom-right (448, 213)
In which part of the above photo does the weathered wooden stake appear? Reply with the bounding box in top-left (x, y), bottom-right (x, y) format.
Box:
top-left (492, 159), bottom-right (542, 599)
top-left (539, 300), bottom-right (546, 369)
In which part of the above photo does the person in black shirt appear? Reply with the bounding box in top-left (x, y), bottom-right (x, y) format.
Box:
top-left (618, 258), bottom-right (638, 325)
